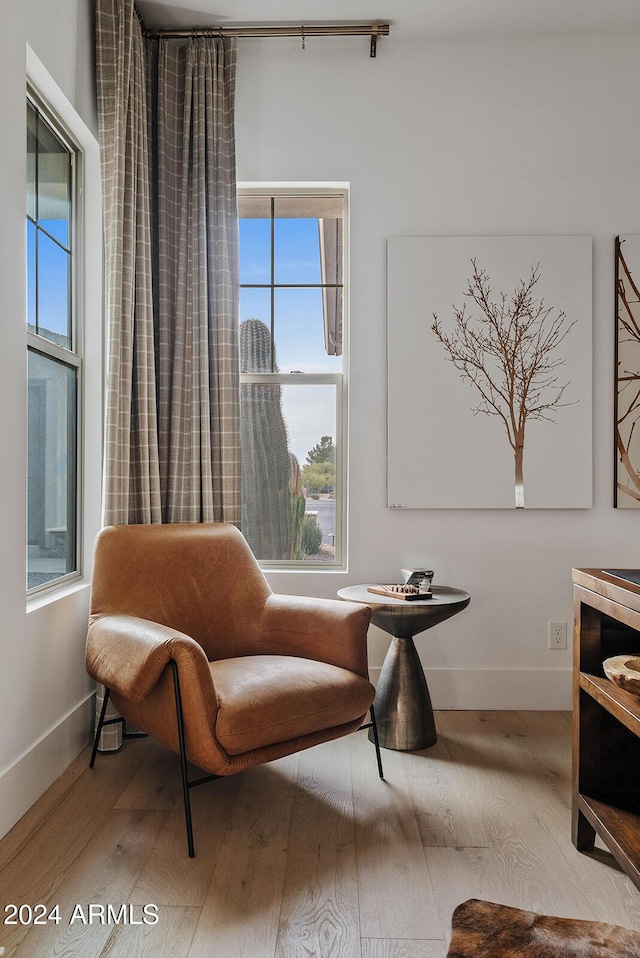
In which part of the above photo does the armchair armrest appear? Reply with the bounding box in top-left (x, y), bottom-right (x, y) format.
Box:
top-left (258, 594), bottom-right (372, 678)
top-left (86, 613), bottom-right (215, 703)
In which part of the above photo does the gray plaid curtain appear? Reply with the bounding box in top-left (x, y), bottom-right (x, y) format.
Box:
top-left (152, 38), bottom-right (240, 523)
top-left (95, 0), bottom-right (240, 747)
top-left (97, 0), bottom-right (240, 526)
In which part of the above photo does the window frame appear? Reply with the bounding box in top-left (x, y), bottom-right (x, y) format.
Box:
top-left (237, 183), bottom-right (349, 571)
top-left (26, 86), bottom-right (84, 597)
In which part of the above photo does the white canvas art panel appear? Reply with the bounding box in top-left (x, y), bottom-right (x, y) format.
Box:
top-left (387, 235), bottom-right (592, 509)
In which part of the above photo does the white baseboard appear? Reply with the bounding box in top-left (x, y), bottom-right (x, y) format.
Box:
top-left (368, 667), bottom-right (572, 711)
top-left (0, 693), bottom-right (94, 841)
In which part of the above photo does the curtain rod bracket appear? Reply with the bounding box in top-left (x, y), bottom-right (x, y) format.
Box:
top-left (370, 24), bottom-right (379, 58)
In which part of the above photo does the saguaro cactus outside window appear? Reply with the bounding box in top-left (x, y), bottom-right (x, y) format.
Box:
top-left (240, 319), bottom-right (292, 559)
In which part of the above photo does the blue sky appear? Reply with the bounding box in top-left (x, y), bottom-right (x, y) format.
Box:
top-left (27, 220), bottom-right (70, 342)
top-left (239, 216), bottom-right (342, 374)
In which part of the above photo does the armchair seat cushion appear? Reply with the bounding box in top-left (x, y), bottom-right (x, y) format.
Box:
top-left (210, 654), bottom-right (375, 756)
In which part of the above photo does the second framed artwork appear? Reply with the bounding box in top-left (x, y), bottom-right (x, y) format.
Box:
top-left (615, 235), bottom-right (640, 508)
top-left (387, 235), bottom-right (593, 509)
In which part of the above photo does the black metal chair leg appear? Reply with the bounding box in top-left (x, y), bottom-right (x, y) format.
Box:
top-left (90, 686), bottom-right (112, 768)
top-left (370, 704), bottom-right (385, 779)
top-left (170, 660), bottom-right (195, 858)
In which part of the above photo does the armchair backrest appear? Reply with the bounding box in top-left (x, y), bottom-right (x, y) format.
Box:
top-left (90, 523), bottom-right (272, 660)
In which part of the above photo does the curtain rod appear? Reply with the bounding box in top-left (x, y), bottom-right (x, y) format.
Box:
top-left (142, 22), bottom-right (390, 57)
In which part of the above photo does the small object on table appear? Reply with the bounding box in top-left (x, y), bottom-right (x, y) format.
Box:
top-left (603, 654), bottom-right (640, 696)
top-left (337, 583), bottom-right (470, 751)
top-left (401, 568), bottom-right (434, 591)
top-left (367, 584), bottom-right (433, 601)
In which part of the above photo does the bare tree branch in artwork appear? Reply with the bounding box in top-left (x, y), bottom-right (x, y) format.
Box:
top-left (432, 260), bottom-right (577, 508)
top-left (616, 239), bottom-right (640, 504)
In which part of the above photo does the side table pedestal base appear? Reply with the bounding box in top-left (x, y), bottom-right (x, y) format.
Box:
top-left (368, 635), bottom-right (436, 751)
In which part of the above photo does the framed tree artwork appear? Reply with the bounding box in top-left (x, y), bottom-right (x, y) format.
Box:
top-left (615, 235), bottom-right (640, 507)
top-left (387, 235), bottom-right (592, 509)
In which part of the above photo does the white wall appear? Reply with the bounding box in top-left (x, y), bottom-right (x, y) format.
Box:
top-left (0, 0), bottom-right (101, 839)
top-left (237, 34), bottom-right (640, 708)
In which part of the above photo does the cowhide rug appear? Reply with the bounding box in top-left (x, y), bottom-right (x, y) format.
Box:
top-left (446, 899), bottom-right (640, 957)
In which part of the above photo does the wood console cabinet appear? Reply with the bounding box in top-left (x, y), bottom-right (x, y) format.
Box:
top-left (572, 568), bottom-right (640, 891)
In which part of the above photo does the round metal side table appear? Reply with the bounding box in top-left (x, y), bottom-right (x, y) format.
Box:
top-left (337, 584), bottom-right (470, 751)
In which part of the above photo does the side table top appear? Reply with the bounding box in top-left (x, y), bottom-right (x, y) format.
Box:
top-left (337, 584), bottom-right (470, 607)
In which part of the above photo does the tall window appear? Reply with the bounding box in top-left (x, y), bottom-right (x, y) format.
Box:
top-left (26, 94), bottom-right (81, 592)
top-left (238, 188), bottom-right (347, 567)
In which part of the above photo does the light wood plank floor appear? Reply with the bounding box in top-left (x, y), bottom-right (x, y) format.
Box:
top-left (2, 710), bottom-right (640, 957)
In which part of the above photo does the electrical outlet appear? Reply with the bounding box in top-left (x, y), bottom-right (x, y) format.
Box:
top-left (549, 621), bottom-right (567, 649)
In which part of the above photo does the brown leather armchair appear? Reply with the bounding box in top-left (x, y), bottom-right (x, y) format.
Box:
top-left (86, 522), bottom-right (383, 855)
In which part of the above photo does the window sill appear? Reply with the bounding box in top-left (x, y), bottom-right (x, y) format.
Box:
top-left (26, 577), bottom-right (89, 613)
